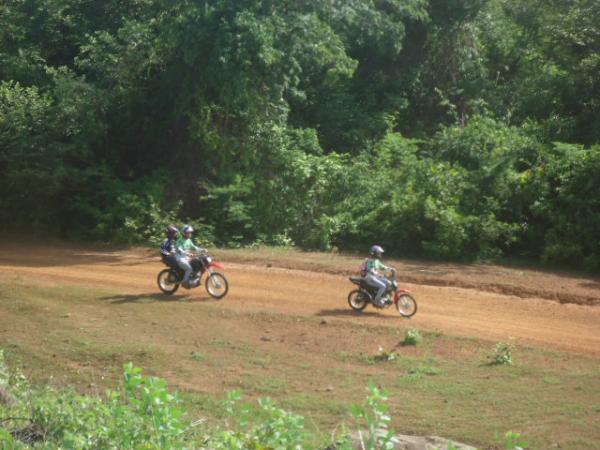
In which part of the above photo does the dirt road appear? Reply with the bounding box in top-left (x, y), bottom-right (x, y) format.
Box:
top-left (1, 242), bottom-right (599, 355)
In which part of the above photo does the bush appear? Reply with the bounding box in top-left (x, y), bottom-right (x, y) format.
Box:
top-left (491, 340), bottom-right (515, 366)
top-left (66, 175), bottom-right (215, 246)
top-left (402, 329), bottom-right (422, 346)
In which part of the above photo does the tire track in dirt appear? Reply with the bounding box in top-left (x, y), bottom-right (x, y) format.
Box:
top-left (1, 245), bottom-right (600, 356)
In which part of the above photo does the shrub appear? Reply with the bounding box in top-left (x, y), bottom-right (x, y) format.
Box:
top-left (491, 339), bottom-right (515, 366)
top-left (402, 329), bottom-right (422, 346)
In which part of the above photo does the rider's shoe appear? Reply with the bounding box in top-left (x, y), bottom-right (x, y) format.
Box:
top-left (375, 295), bottom-right (391, 307)
top-left (182, 281), bottom-right (191, 289)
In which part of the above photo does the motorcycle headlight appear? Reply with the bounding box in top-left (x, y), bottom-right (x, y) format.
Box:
top-left (205, 256), bottom-right (212, 263)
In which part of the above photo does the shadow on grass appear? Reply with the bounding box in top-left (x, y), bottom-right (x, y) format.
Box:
top-left (316, 308), bottom-right (399, 320)
top-left (99, 292), bottom-right (212, 304)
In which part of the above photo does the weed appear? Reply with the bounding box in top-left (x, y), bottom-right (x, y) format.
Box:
top-left (190, 352), bottom-right (205, 361)
top-left (491, 339), bottom-right (515, 366)
top-left (502, 430), bottom-right (528, 449)
top-left (374, 346), bottom-right (398, 362)
top-left (347, 381), bottom-right (397, 450)
top-left (404, 366), bottom-right (444, 380)
top-left (403, 329), bottom-right (422, 346)
top-left (208, 338), bottom-right (231, 348)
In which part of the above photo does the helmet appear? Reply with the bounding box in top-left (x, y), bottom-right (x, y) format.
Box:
top-left (181, 225), bottom-right (194, 234)
top-left (167, 225), bottom-right (179, 239)
top-left (370, 245), bottom-right (384, 258)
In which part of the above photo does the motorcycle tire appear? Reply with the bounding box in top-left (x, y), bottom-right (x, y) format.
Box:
top-left (206, 272), bottom-right (229, 299)
top-left (347, 289), bottom-right (369, 311)
top-left (157, 269), bottom-right (180, 295)
top-left (396, 293), bottom-right (417, 318)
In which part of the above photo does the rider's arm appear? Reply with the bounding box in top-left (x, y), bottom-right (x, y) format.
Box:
top-left (373, 259), bottom-right (389, 273)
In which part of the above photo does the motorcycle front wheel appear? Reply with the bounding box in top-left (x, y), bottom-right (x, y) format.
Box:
top-left (396, 293), bottom-right (417, 318)
top-left (206, 272), bottom-right (229, 299)
top-left (157, 269), bottom-right (180, 294)
top-left (347, 289), bottom-right (369, 311)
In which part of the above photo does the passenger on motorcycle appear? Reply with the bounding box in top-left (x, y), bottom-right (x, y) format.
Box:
top-left (160, 225), bottom-right (179, 268)
top-left (175, 225), bottom-right (205, 289)
top-left (365, 245), bottom-right (392, 307)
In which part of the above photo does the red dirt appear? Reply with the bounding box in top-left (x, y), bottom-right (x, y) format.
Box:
top-left (1, 242), bottom-right (599, 356)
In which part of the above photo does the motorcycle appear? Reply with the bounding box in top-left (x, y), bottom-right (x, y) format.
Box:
top-left (347, 268), bottom-right (417, 317)
top-left (157, 251), bottom-right (229, 299)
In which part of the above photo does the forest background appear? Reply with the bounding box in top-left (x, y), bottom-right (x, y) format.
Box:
top-left (1, 0), bottom-right (599, 269)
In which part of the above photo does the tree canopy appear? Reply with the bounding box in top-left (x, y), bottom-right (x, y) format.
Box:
top-left (1, 0), bottom-right (599, 268)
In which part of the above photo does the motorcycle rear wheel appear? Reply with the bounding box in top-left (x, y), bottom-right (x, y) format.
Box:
top-left (348, 289), bottom-right (369, 311)
top-left (206, 272), bottom-right (229, 299)
top-left (157, 269), bottom-right (180, 295)
top-left (396, 293), bottom-right (417, 318)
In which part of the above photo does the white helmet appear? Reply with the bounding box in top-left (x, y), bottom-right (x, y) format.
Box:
top-left (182, 225), bottom-right (194, 234)
top-left (370, 245), bottom-right (384, 258)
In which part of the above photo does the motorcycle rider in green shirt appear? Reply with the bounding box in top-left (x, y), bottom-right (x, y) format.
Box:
top-left (365, 245), bottom-right (392, 307)
top-left (175, 225), bottom-right (205, 288)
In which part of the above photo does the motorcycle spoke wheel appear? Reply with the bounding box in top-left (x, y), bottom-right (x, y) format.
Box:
top-left (348, 290), bottom-right (369, 311)
top-left (206, 272), bottom-right (228, 299)
top-left (157, 269), bottom-right (180, 295)
top-left (396, 294), bottom-right (417, 318)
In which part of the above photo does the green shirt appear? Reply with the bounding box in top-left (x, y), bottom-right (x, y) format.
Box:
top-left (367, 258), bottom-right (386, 272)
top-left (176, 237), bottom-right (199, 254)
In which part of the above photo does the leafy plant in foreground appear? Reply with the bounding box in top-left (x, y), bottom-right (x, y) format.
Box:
top-left (402, 329), bottom-right (422, 346)
top-left (491, 339), bottom-right (516, 366)
top-left (504, 430), bottom-right (528, 449)
top-left (346, 381), bottom-right (397, 450)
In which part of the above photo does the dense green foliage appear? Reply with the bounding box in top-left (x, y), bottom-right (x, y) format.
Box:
top-left (1, 0), bottom-right (599, 267)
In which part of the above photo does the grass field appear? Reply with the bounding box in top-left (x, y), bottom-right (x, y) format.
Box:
top-left (1, 276), bottom-right (599, 449)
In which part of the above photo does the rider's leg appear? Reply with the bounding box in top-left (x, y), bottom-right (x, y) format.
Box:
top-left (381, 277), bottom-right (392, 303)
top-left (166, 255), bottom-right (178, 269)
top-left (365, 274), bottom-right (387, 305)
top-left (177, 257), bottom-right (193, 288)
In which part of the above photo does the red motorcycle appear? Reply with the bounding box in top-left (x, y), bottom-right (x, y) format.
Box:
top-left (347, 268), bottom-right (417, 317)
top-left (157, 251), bottom-right (229, 299)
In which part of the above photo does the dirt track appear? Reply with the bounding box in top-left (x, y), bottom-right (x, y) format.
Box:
top-left (1, 243), bottom-right (600, 356)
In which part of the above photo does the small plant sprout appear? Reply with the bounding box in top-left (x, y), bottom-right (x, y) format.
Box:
top-left (350, 381), bottom-right (397, 450)
top-left (503, 430), bottom-right (528, 449)
top-left (376, 346), bottom-right (398, 362)
top-left (491, 338), bottom-right (516, 365)
top-left (402, 329), bottom-right (422, 346)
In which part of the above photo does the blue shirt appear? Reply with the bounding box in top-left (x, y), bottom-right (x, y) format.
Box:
top-left (160, 238), bottom-right (176, 256)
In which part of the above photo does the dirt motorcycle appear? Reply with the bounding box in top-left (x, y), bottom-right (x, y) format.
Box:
top-left (347, 268), bottom-right (417, 317)
top-left (157, 251), bottom-right (229, 299)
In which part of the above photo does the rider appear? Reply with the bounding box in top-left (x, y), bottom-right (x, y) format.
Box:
top-left (160, 225), bottom-right (179, 268)
top-left (365, 245), bottom-right (392, 307)
top-left (176, 225), bottom-right (204, 288)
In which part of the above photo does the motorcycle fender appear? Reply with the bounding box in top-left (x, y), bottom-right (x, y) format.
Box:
top-left (394, 288), bottom-right (409, 304)
top-left (208, 261), bottom-right (225, 270)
